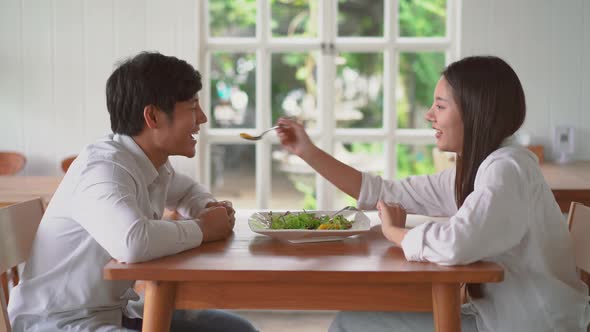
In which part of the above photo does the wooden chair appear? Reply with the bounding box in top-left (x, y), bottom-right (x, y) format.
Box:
top-left (0, 152), bottom-right (26, 176)
top-left (0, 198), bottom-right (44, 332)
top-left (567, 202), bottom-right (590, 331)
top-left (61, 155), bottom-right (77, 173)
top-left (432, 147), bottom-right (456, 172)
top-left (568, 202), bottom-right (590, 290)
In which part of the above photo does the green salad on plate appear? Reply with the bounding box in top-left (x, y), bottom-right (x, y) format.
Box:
top-left (268, 211), bottom-right (353, 230)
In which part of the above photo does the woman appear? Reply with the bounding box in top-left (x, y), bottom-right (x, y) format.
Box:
top-left (276, 56), bottom-right (590, 331)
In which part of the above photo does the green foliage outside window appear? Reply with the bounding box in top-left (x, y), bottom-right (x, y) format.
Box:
top-left (209, 0), bottom-right (447, 207)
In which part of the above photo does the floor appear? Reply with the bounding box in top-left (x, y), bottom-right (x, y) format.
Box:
top-left (234, 310), bottom-right (337, 332)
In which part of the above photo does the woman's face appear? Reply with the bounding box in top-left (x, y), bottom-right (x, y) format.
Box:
top-left (424, 77), bottom-right (464, 154)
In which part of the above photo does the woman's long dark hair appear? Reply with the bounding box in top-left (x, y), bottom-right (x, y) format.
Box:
top-left (443, 56), bottom-right (526, 207)
top-left (443, 56), bottom-right (526, 298)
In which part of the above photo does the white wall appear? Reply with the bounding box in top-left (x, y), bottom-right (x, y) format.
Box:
top-left (461, 0), bottom-right (590, 160)
top-left (0, 0), bottom-right (200, 176)
top-left (1, 0), bottom-right (589, 176)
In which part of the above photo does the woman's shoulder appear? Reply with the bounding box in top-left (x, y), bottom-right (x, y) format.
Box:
top-left (476, 145), bottom-right (542, 186)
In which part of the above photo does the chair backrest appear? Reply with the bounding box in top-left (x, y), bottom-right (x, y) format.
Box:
top-left (61, 155), bottom-right (77, 173)
top-left (567, 202), bottom-right (590, 291)
top-left (432, 147), bottom-right (456, 173)
top-left (0, 153), bottom-right (26, 176)
top-left (0, 198), bottom-right (44, 332)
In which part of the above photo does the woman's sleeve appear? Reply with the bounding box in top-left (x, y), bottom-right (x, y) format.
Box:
top-left (358, 167), bottom-right (457, 216)
top-left (401, 160), bottom-right (530, 265)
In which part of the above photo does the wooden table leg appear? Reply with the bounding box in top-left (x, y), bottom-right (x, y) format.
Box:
top-left (432, 283), bottom-right (461, 332)
top-left (142, 281), bottom-right (176, 332)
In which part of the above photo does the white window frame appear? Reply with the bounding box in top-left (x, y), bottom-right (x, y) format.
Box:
top-left (196, 0), bottom-right (461, 209)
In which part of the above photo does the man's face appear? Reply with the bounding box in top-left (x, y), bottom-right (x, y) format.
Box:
top-left (155, 97), bottom-right (207, 158)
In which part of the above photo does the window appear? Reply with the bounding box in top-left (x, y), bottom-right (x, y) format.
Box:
top-left (198, 0), bottom-right (459, 209)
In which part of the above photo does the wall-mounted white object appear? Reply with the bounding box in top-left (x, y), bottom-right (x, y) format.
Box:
top-left (553, 126), bottom-right (575, 164)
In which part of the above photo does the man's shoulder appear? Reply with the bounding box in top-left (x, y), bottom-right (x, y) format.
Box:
top-left (78, 136), bottom-right (139, 176)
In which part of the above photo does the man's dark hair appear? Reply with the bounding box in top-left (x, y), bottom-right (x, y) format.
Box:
top-left (106, 52), bottom-right (202, 136)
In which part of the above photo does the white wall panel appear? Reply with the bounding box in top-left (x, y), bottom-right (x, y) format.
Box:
top-left (517, 0), bottom-right (552, 149)
top-left (115, 0), bottom-right (147, 60)
top-left (83, 0), bottom-right (115, 144)
top-left (0, 0), bottom-right (24, 156)
top-left (460, 0), bottom-right (490, 56)
top-left (549, 0), bottom-right (583, 153)
top-left (488, 0), bottom-right (522, 69)
top-left (1, 0), bottom-right (589, 178)
top-left (21, 0), bottom-right (55, 175)
top-left (461, 0), bottom-right (590, 160)
top-left (54, 0), bottom-right (85, 171)
top-left (581, 1), bottom-right (590, 158)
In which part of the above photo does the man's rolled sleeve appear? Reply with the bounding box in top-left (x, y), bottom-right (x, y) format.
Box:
top-left (176, 219), bottom-right (204, 247)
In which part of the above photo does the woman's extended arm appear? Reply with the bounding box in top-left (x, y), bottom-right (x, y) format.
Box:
top-left (276, 117), bottom-right (362, 199)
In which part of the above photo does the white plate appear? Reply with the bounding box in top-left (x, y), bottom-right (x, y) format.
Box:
top-left (248, 209), bottom-right (370, 243)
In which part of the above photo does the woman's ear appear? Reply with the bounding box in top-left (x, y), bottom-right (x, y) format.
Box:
top-left (143, 105), bottom-right (160, 129)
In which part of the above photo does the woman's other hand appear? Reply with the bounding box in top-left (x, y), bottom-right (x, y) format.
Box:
top-left (377, 200), bottom-right (408, 245)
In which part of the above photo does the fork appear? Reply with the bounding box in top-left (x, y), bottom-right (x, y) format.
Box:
top-left (329, 206), bottom-right (358, 218)
top-left (239, 126), bottom-right (281, 141)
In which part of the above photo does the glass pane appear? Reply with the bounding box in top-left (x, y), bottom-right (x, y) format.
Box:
top-left (334, 142), bottom-right (385, 208)
top-left (271, 0), bottom-right (318, 38)
top-left (335, 52), bottom-right (383, 128)
top-left (271, 144), bottom-right (317, 210)
top-left (338, 0), bottom-right (384, 37)
top-left (399, 0), bottom-right (446, 37)
top-left (271, 52), bottom-right (318, 129)
top-left (209, 0), bottom-right (256, 37)
top-left (397, 52), bottom-right (445, 129)
top-left (210, 144), bottom-right (256, 208)
top-left (396, 144), bottom-right (436, 179)
top-left (210, 52), bottom-right (256, 128)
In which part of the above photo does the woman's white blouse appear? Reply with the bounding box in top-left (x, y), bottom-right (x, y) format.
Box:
top-left (359, 144), bottom-right (590, 332)
top-left (8, 134), bottom-right (216, 331)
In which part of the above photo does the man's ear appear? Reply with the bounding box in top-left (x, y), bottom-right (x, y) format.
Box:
top-left (143, 105), bottom-right (160, 129)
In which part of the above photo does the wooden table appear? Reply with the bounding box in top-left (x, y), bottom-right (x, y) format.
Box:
top-left (540, 161), bottom-right (590, 212)
top-left (104, 211), bottom-right (503, 332)
top-left (0, 176), bottom-right (62, 207)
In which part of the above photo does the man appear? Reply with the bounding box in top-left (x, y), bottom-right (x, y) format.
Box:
top-left (8, 52), bottom-right (257, 331)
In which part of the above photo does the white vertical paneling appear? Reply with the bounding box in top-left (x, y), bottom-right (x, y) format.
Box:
top-left (168, 0), bottom-right (202, 178)
top-left (22, 0), bottom-right (55, 175)
top-left (518, 0), bottom-right (552, 148)
top-left (177, 0), bottom-right (198, 66)
top-left (2, 0), bottom-right (590, 178)
top-left (549, 0), bottom-right (584, 159)
top-left (580, 1), bottom-right (590, 158)
top-left (115, 0), bottom-right (147, 59)
top-left (488, 0), bottom-right (521, 70)
top-left (168, 0), bottom-right (200, 178)
top-left (83, 0), bottom-right (114, 143)
top-left (146, 0), bottom-right (177, 55)
top-left (54, 0), bottom-right (85, 170)
top-left (0, 0), bottom-right (24, 154)
top-left (460, 0), bottom-right (490, 56)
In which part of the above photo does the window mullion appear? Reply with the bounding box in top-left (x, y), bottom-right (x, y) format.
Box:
top-left (255, 0), bottom-right (271, 209)
top-left (315, 0), bottom-right (337, 210)
top-left (198, 0), bottom-right (209, 187)
top-left (385, 0), bottom-right (398, 181)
